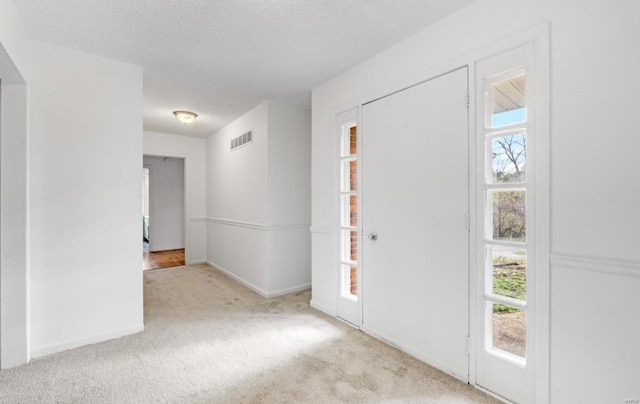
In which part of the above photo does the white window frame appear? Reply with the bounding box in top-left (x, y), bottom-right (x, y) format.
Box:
top-left (470, 26), bottom-right (550, 403)
top-left (338, 116), bottom-right (359, 302)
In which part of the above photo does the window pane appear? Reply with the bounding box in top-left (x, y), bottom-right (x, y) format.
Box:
top-left (491, 303), bottom-right (526, 358)
top-left (349, 195), bottom-right (357, 227)
top-left (488, 190), bottom-right (526, 242)
top-left (341, 159), bottom-right (357, 192)
top-left (341, 264), bottom-right (357, 298)
top-left (487, 74), bottom-right (526, 128)
top-left (490, 133), bottom-right (526, 183)
top-left (488, 246), bottom-right (527, 301)
top-left (341, 124), bottom-right (357, 157)
top-left (349, 159), bottom-right (357, 191)
top-left (340, 195), bottom-right (357, 227)
top-left (341, 230), bottom-right (358, 262)
top-left (349, 229), bottom-right (358, 262)
top-left (350, 126), bottom-right (357, 155)
top-left (350, 265), bottom-right (358, 296)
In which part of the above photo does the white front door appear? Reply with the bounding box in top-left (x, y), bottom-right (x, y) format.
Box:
top-left (361, 67), bottom-right (470, 380)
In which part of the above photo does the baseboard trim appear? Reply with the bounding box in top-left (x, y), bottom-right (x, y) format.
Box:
top-left (1, 347), bottom-right (29, 370)
top-left (205, 261), bottom-right (309, 299)
top-left (206, 260), bottom-right (269, 297)
top-left (265, 283), bottom-right (311, 299)
top-left (31, 323), bottom-right (144, 360)
top-left (188, 259), bottom-right (207, 265)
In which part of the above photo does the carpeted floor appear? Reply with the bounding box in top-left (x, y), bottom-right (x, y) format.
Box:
top-left (0, 264), bottom-right (498, 403)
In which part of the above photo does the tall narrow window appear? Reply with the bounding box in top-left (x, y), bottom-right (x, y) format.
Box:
top-left (475, 39), bottom-right (548, 404)
top-left (339, 122), bottom-right (358, 299)
top-left (483, 69), bottom-right (528, 361)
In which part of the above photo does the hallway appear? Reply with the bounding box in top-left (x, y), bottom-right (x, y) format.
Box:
top-left (143, 248), bottom-right (185, 271)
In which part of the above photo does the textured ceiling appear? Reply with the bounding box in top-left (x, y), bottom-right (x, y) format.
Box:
top-left (14, 0), bottom-right (476, 137)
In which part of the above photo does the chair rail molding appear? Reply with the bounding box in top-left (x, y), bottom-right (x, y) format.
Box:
top-left (205, 217), bottom-right (309, 232)
top-left (550, 253), bottom-right (640, 278)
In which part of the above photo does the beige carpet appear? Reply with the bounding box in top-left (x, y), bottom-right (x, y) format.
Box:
top-left (0, 264), bottom-right (498, 403)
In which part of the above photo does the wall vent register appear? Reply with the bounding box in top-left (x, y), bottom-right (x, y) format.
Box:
top-left (230, 130), bottom-right (253, 150)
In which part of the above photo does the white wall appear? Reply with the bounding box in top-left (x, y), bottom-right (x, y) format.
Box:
top-left (143, 155), bottom-right (185, 252)
top-left (1, 83), bottom-right (29, 368)
top-left (206, 100), bottom-right (311, 297)
top-left (311, 0), bottom-right (640, 402)
top-left (144, 131), bottom-right (207, 263)
top-left (0, 0), bottom-right (31, 82)
top-left (206, 102), bottom-right (269, 291)
top-left (266, 100), bottom-right (311, 294)
top-left (267, 100), bottom-right (311, 227)
top-left (208, 102), bottom-right (269, 224)
top-left (28, 41), bottom-right (143, 358)
top-left (0, 0), bottom-right (31, 369)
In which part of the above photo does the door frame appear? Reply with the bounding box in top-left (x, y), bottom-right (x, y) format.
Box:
top-left (142, 154), bottom-right (190, 265)
top-left (469, 25), bottom-right (550, 403)
top-left (332, 23), bottom-right (550, 402)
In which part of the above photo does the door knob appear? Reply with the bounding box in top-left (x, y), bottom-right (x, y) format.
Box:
top-left (368, 232), bottom-right (378, 241)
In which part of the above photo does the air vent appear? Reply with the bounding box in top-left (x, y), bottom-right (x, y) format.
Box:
top-left (230, 130), bottom-right (253, 151)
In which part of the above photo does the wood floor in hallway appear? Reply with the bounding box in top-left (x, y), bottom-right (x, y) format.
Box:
top-left (143, 248), bottom-right (185, 270)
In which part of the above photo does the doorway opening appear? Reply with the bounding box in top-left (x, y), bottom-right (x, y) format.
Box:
top-left (143, 167), bottom-right (150, 252)
top-left (142, 155), bottom-right (186, 270)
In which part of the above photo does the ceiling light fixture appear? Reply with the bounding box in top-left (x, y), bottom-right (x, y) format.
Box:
top-left (173, 110), bottom-right (198, 124)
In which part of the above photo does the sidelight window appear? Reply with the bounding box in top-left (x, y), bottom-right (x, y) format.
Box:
top-left (482, 69), bottom-right (529, 362)
top-left (339, 123), bottom-right (358, 299)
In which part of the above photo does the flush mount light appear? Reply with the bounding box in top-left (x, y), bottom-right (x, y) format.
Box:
top-left (173, 110), bottom-right (198, 124)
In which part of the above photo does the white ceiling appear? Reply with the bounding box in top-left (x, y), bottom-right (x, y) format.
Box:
top-left (13, 0), bottom-right (477, 138)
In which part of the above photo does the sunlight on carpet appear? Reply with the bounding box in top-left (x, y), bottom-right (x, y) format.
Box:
top-left (0, 264), bottom-right (497, 403)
